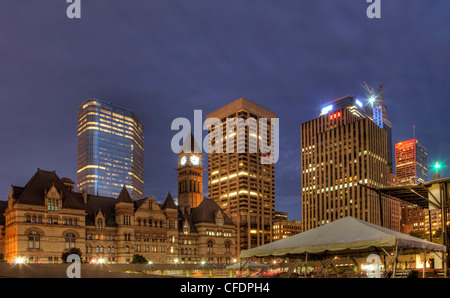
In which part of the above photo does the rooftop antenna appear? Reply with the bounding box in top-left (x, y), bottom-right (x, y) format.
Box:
top-left (413, 125), bottom-right (416, 140)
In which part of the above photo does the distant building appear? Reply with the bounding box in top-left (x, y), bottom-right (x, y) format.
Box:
top-left (273, 220), bottom-right (302, 241)
top-left (395, 139), bottom-right (428, 185)
top-left (273, 211), bottom-right (288, 222)
top-left (395, 139), bottom-right (429, 235)
top-left (77, 99), bottom-right (144, 200)
top-left (0, 169), bottom-right (235, 265)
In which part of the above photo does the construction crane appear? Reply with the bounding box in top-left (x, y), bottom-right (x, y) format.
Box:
top-left (361, 81), bottom-right (379, 107)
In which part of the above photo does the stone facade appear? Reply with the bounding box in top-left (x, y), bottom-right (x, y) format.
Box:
top-left (0, 169), bottom-right (235, 265)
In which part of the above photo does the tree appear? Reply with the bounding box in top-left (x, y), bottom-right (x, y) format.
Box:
top-left (131, 254), bottom-right (147, 264)
top-left (62, 247), bottom-right (83, 263)
top-left (409, 231), bottom-right (425, 239)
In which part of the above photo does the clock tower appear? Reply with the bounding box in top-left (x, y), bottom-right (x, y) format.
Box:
top-left (177, 133), bottom-right (204, 208)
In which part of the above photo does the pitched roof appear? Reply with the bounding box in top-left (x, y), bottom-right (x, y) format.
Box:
top-left (178, 208), bottom-right (198, 234)
top-left (85, 194), bottom-right (118, 227)
top-left (179, 132), bottom-right (201, 154)
top-left (191, 198), bottom-right (234, 225)
top-left (162, 192), bottom-right (177, 209)
top-left (12, 169), bottom-right (85, 210)
top-left (116, 185), bottom-right (133, 204)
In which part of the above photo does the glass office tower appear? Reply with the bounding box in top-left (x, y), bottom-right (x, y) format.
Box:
top-left (77, 99), bottom-right (144, 200)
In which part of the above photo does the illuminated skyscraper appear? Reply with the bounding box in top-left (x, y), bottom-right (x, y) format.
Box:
top-left (319, 87), bottom-right (394, 174)
top-left (206, 97), bottom-right (276, 256)
top-left (395, 139), bottom-right (428, 185)
top-left (77, 99), bottom-right (144, 200)
top-left (301, 106), bottom-right (401, 231)
top-left (395, 139), bottom-right (429, 235)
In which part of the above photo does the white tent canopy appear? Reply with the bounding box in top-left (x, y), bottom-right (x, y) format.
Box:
top-left (240, 217), bottom-right (446, 259)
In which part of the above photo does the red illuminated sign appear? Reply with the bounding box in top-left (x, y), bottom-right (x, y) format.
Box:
top-left (329, 112), bottom-right (341, 120)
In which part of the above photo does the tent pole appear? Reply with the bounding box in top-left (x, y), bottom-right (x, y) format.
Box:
top-left (304, 252), bottom-right (308, 278)
top-left (423, 250), bottom-right (427, 278)
top-left (393, 244), bottom-right (398, 278)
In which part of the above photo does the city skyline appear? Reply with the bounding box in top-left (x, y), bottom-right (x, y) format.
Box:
top-left (1, 1), bottom-right (450, 222)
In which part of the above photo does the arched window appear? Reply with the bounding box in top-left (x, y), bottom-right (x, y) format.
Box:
top-left (207, 240), bottom-right (213, 253)
top-left (65, 233), bottom-right (76, 249)
top-left (97, 218), bottom-right (103, 229)
top-left (38, 216), bottom-right (42, 224)
top-left (26, 215), bottom-right (31, 223)
top-left (149, 219), bottom-right (152, 227)
top-left (32, 215), bottom-right (37, 223)
top-left (125, 245), bottom-right (130, 253)
top-left (28, 231), bottom-right (40, 249)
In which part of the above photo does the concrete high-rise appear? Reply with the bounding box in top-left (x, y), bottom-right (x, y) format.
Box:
top-left (301, 106), bottom-right (400, 231)
top-left (206, 97), bottom-right (276, 256)
top-left (319, 87), bottom-right (394, 174)
top-left (77, 99), bottom-right (144, 200)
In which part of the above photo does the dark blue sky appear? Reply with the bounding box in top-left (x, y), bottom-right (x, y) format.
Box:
top-left (1, 0), bottom-right (449, 220)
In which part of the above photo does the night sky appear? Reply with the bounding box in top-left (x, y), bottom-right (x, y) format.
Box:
top-left (1, 0), bottom-right (449, 221)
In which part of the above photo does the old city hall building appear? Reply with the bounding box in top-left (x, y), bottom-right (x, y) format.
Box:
top-left (0, 168), bottom-right (235, 265)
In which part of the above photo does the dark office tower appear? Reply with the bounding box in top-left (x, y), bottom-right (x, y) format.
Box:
top-left (301, 108), bottom-right (401, 232)
top-left (206, 97), bottom-right (276, 256)
top-left (395, 139), bottom-right (428, 185)
top-left (77, 99), bottom-right (144, 200)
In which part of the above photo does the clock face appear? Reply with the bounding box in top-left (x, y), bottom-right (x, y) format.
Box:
top-left (180, 156), bottom-right (187, 166)
top-left (190, 155), bottom-right (200, 165)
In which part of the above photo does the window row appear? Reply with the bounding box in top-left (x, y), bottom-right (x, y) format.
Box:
top-left (26, 215), bottom-right (79, 226)
top-left (27, 232), bottom-right (76, 250)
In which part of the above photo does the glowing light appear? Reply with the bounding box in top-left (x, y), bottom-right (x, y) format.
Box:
top-left (355, 99), bottom-right (363, 107)
top-left (329, 112), bottom-right (341, 121)
top-left (321, 104), bottom-right (333, 115)
top-left (15, 257), bottom-right (26, 264)
top-left (98, 258), bottom-right (105, 264)
top-left (434, 162), bottom-right (442, 170)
